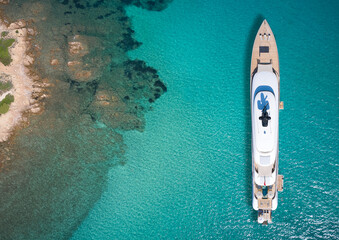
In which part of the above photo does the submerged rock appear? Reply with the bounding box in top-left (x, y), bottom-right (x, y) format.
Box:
top-left (68, 40), bottom-right (88, 56)
top-left (121, 0), bottom-right (173, 11)
top-left (87, 59), bottom-right (166, 131)
top-left (50, 58), bottom-right (59, 65)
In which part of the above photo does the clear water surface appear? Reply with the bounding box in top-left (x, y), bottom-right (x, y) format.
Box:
top-left (72, 0), bottom-right (339, 239)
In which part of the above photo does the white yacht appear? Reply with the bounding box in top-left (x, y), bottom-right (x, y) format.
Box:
top-left (250, 20), bottom-right (284, 224)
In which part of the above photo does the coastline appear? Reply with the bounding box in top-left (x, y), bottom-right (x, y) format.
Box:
top-left (0, 18), bottom-right (46, 142)
top-left (0, 1), bottom-right (170, 239)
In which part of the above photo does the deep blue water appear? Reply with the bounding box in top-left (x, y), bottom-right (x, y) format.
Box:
top-left (72, 0), bottom-right (339, 239)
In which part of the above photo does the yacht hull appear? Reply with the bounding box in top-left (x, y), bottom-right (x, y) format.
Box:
top-left (250, 20), bottom-right (283, 224)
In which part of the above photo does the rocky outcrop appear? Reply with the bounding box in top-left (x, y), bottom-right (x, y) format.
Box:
top-left (0, 18), bottom-right (48, 142)
top-left (0, 0), bottom-right (9, 5)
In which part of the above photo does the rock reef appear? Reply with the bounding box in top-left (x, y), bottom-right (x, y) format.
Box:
top-left (0, 0), bottom-right (171, 240)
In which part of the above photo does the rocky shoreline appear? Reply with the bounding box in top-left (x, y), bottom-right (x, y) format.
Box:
top-left (0, 17), bottom-right (48, 142)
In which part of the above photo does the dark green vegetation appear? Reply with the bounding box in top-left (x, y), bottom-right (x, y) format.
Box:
top-left (0, 38), bottom-right (15, 66)
top-left (0, 81), bottom-right (13, 93)
top-left (0, 94), bottom-right (14, 114)
top-left (1, 31), bottom-right (9, 37)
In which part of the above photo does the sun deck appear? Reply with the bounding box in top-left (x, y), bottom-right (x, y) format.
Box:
top-left (251, 20), bottom-right (281, 105)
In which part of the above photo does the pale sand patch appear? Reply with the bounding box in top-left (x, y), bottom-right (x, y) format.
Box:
top-left (0, 20), bottom-right (41, 142)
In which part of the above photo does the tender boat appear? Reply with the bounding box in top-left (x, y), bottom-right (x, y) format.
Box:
top-left (250, 20), bottom-right (284, 224)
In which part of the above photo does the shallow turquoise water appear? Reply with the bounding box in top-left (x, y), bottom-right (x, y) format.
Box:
top-left (72, 0), bottom-right (339, 239)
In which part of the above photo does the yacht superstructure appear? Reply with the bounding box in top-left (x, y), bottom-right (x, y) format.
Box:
top-left (250, 20), bottom-right (284, 224)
